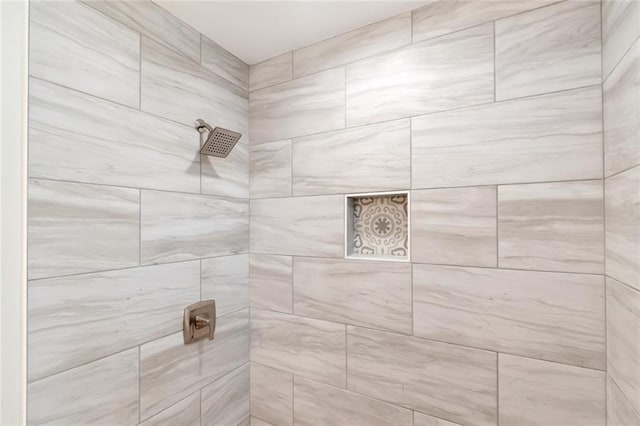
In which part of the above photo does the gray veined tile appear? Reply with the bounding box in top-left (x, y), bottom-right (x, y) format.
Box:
top-left (608, 376), bottom-right (640, 426)
top-left (292, 119), bottom-right (410, 196)
top-left (28, 78), bottom-right (200, 193)
top-left (293, 12), bottom-right (411, 78)
top-left (250, 417), bottom-right (274, 426)
top-left (139, 392), bottom-right (200, 426)
top-left (250, 309), bottom-right (346, 387)
top-left (346, 326), bottom-right (497, 426)
top-left (249, 52), bottom-right (292, 92)
top-left (495, 1), bottom-right (601, 101)
top-left (250, 363), bottom-right (293, 426)
top-left (201, 254), bottom-right (249, 317)
top-left (346, 23), bottom-right (493, 127)
top-left (201, 35), bottom-right (249, 90)
top-left (293, 257), bottom-right (412, 334)
top-left (201, 364), bottom-right (250, 426)
top-left (498, 354), bottom-right (605, 426)
top-left (140, 190), bottom-right (248, 265)
top-left (293, 376), bottom-right (413, 426)
top-left (30, 0), bottom-right (140, 108)
top-left (413, 412), bottom-right (461, 426)
top-left (602, 0), bottom-right (640, 79)
top-left (28, 179), bottom-right (139, 280)
top-left (250, 140), bottom-right (292, 199)
top-left (27, 348), bottom-right (139, 426)
top-left (201, 137), bottom-right (249, 199)
top-left (413, 264), bottom-right (605, 370)
top-left (249, 68), bottom-right (345, 144)
top-left (249, 254), bottom-right (293, 314)
top-left (412, 86), bottom-right (603, 188)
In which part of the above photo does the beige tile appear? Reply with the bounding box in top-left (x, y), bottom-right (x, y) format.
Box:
top-left (498, 354), bottom-right (605, 426)
top-left (27, 348), bottom-right (138, 426)
top-left (412, 86), bottom-right (603, 188)
top-left (140, 309), bottom-right (249, 420)
top-left (201, 364), bottom-right (250, 426)
top-left (201, 138), bottom-right (249, 199)
top-left (251, 417), bottom-right (274, 426)
top-left (606, 166), bottom-right (640, 291)
top-left (411, 187), bottom-right (496, 267)
top-left (249, 254), bottom-right (292, 313)
top-left (250, 309), bottom-right (346, 387)
top-left (30, 1), bottom-right (139, 108)
top-left (250, 195), bottom-right (343, 257)
top-left (250, 68), bottom-right (345, 144)
top-left (413, 412), bottom-right (461, 426)
top-left (495, 1), bottom-right (601, 100)
top-left (346, 23), bottom-right (493, 127)
top-left (292, 119), bottom-right (410, 196)
top-left (250, 363), bottom-right (293, 426)
top-left (250, 140), bottom-right (292, 199)
top-left (602, 0), bottom-right (640, 79)
top-left (249, 52), bottom-right (292, 91)
top-left (347, 326), bottom-right (497, 426)
top-left (201, 35), bottom-right (249, 90)
top-left (604, 39), bottom-right (640, 176)
top-left (608, 376), bottom-right (640, 426)
top-left (141, 190), bottom-right (248, 265)
top-left (498, 180), bottom-right (604, 274)
top-left (293, 13), bottom-right (411, 78)
top-left (201, 254), bottom-right (249, 317)
top-left (139, 392), bottom-right (200, 426)
top-left (294, 376), bottom-right (412, 426)
top-left (293, 257), bottom-right (412, 334)
top-left (413, 264), bottom-right (605, 370)
top-left (28, 179), bottom-right (139, 280)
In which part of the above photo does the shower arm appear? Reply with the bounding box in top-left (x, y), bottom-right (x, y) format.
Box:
top-left (194, 119), bottom-right (213, 134)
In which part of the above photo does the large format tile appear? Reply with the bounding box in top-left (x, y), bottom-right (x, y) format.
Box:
top-left (411, 186), bottom-right (496, 267)
top-left (495, 1), bottom-right (601, 100)
top-left (28, 179), bottom-right (139, 280)
top-left (29, 78), bottom-right (200, 193)
top-left (346, 23), bottom-right (493, 127)
top-left (293, 257), bottom-right (412, 334)
top-left (251, 417), bottom-right (274, 426)
top-left (201, 364), bottom-right (250, 426)
top-left (250, 195), bottom-right (343, 257)
top-left (412, 86), bottom-right (602, 188)
top-left (249, 52), bottom-right (292, 91)
top-left (139, 392), bottom-right (200, 426)
top-left (27, 348), bottom-right (138, 426)
top-left (413, 412), bottom-right (461, 426)
top-left (347, 326), bottom-right (497, 426)
top-left (293, 13), bottom-right (411, 78)
top-left (413, 265), bottom-right (605, 370)
top-left (498, 180), bottom-right (604, 274)
top-left (201, 138), bottom-right (249, 199)
top-left (294, 376), bottom-right (413, 426)
top-left (602, 0), bottom-right (640, 79)
top-left (141, 190), bottom-right (248, 265)
top-left (250, 363), bottom-right (293, 426)
top-left (498, 354), bottom-right (605, 426)
top-left (201, 35), bottom-right (249, 90)
top-left (249, 254), bottom-right (293, 313)
top-left (140, 309), bottom-right (249, 420)
top-left (250, 68), bottom-right (345, 143)
top-left (201, 254), bottom-right (248, 317)
top-left (250, 309), bottom-right (346, 387)
top-left (250, 140), bottom-right (292, 198)
top-left (292, 119), bottom-right (410, 196)
top-left (608, 376), bottom-right (640, 426)
top-left (30, 1), bottom-right (139, 108)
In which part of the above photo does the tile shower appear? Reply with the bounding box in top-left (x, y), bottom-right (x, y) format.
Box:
top-left (25, 1), bottom-right (640, 426)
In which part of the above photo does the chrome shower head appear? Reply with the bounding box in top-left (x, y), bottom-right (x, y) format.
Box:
top-left (194, 119), bottom-right (242, 158)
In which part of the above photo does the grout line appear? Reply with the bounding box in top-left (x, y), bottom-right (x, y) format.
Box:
top-left (138, 346), bottom-right (141, 423)
top-left (600, 3), bottom-right (608, 420)
top-left (605, 163), bottom-right (640, 181)
top-left (496, 186), bottom-right (500, 268)
top-left (493, 21), bottom-right (497, 102)
top-left (602, 33), bottom-right (640, 84)
top-left (138, 34), bottom-right (142, 110)
top-left (610, 375), bottom-right (640, 420)
top-left (138, 189), bottom-right (142, 266)
top-left (496, 352), bottom-right (500, 426)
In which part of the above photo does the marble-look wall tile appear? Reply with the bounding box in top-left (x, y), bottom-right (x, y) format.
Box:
top-left (201, 138), bottom-right (249, 199)
top-left (140, 309), bottom-right (249, 420)
top-left (412, 86), bottom-right (602, 188)
top-left (250, 140), bottom-right (292, 198)
top-left (201, 364), bottom-right (250, 426)
top-left (28, 179), bottom-right (139, 280)
top-left (495, 1), bottom-right (601, 100)
top-left (141, 190), bottom-right (248, 265)
top-left (294, 376), bottom-right (413, 426)
top-left (347, 326), bottom-right (497, 426)
top-left (250, 195), bottom-right (343, 257)
top-left (251, 417), bottom-right (274, 426)
top-left (602, 0), bottom-right (640, 79)
top-left (608, 376), bottom-right (640, 426)
top-left (201, 35), bottom-right (249, 90)
top-left (28, 348), bottom-right (138, 426)
top-left (249, 52), bottom-right (292, 91)
top-left (250, 363), bottom-right (293, 426)
top-left (29, 78), bottom-right (200, 193)
top-left (292, 119), bottom-right (410, 196)
top-left (498, 354), bottom-right (605, 426)
top-left (413, 265), bottom-right (605, 370)
top-left (413, 412), bottom-right (461, 426)
top-left (498, 180), bottom-right (604, 274)
top-left (201, 254), bottom-right (249, 317)
top-left (250, 68), bottom-right (345, 144)
top-left (604, 39), bottom-right (640, 176)
top-left (293, 13), bottom-right (411, 78)
top-left (139, 392), bottom-right (200, 426)
top-left (249, 254), bottom-right (293, 313)
top-left (250, 309), bottom-right (346, 387)
top-left (30, 1), bottom-right (139, 108)
top-left (606, 166), bottom-right (640, 291)
top-left (346, 23), bottom-right (493, 127)
top-left (411, 186), bottom-right (496, 267)
top-left (293, 257), bottom-right (412, 334)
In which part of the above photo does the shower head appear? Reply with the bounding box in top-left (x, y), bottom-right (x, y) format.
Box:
top-left (194, 119), bottom-right (242, 158)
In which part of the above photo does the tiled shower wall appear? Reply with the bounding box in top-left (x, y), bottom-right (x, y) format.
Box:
top-left (27, 1), bottom-right (250, 424)
top-left (249, 1), bottom-right (610, 425)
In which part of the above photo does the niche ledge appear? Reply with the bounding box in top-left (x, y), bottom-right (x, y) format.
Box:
top-left (345, 191), bottom-right (410, 262)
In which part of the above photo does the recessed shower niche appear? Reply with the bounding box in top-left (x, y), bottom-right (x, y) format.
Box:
top-left (345, 191), bottom-right (410, 262)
